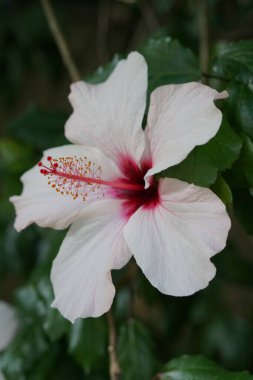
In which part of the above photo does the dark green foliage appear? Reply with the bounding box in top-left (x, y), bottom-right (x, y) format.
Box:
top-left (118, 319), bottom-right (157, 380)
top-left (233, 189), bottom-right (253, 234)
top-left (240, 135), bottom-right (253, 187)
top-left (159, 355), bottom-right (253, 380)
top-left (162, 119), bottom-right (242, 187)
top-left (0, 323), bottom-right (49, 380)
top-left (140, 37), bottom-right (201, 93)
top-left (86, 55), bottom-right (122, 84)
top-left (0, 3), bottom-right (63, 104)
top-left (7, 106), bottom-right (68, 151)
top-left (213, 41), bottom-right (253, 85)
top-left (68, 317), bottom-right (108, 373)
top-left (43, 308), bottom-right (69, 342)
top-left (0, 138), bottom-right (33, 175)
top-left (225, 81), bottom-right (253, 140)
top-left (211, 176), bottom-right (233, 205)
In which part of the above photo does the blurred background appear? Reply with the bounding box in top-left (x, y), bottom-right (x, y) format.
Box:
top-left (1, 0), bottom-right (253, 379)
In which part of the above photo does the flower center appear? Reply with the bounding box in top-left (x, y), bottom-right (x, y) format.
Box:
top-left (113, 157), bottom-right (160, 218)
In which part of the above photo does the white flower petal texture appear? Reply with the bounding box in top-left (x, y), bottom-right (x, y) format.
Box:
top-left (145, 83), bottom-right (228, 182)
top-left (65, 52), bottom-right (147, 165)
top-left (51, 200), bottom-right (131, 323)
top-left (124, 178), bottom-right (231, 296)
top-left (10, 144), bottom-right (119, 231)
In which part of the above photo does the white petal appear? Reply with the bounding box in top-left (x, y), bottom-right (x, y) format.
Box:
top-left (145, 82), bottom-right (228, 182)
top-left (10, 145), bottom-right (119, 232)
top-left (0, 301), bottom-right (18, 352)
top-left (51, 199), bottom-right (131, 322)
top-left (65, 52), bottom-right (147, 165)
top-left (124, 178), bottom-right (231, 296)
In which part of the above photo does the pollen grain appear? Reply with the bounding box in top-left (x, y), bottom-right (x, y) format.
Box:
top-left (39, 155), bottom-right (104, 201)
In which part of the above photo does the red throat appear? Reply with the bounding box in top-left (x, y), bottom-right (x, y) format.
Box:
top-left (114, 156), bottom-right (160, 218)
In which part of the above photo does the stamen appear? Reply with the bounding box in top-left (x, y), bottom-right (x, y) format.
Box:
top-left (38, 155), bottom-right (144, 201)
top-left (39, 156), bottom-right (104, 201)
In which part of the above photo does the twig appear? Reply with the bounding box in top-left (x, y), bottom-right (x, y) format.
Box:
top-left (127, 15), bottom-right (148, 52)
top-left (96, 0), bottom-right (110, 65)
top-left (198, 0), bottom-right (209, 80)
top-left (40, 0), bottom-right (80, 82)
top-left (202, 72), bottom-right (230, 82)
top-left (107, 310), bottom-right (121, 380)
top-left (138, 0), bottom-right (160, 32)
top-left (127, 0), bottom-right (159, 52)
top-left (152, 374), bottom-right (162, 380)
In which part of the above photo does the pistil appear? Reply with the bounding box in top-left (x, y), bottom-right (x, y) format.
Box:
top-left (39, 156), bottom-right (144, 198)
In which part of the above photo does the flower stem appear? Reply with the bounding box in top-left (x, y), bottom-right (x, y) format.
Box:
top-left (202, 72), bottom-right (230, 83)
top-left (40, 0), bottom-right (80, 82)
top-left (107, 310), bottom-right (121, 380)
top-left (198, 0), bottom-right (209, 82)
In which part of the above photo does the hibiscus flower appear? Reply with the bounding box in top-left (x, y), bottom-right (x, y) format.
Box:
top-left (10, 52), bottom-right (231, 323)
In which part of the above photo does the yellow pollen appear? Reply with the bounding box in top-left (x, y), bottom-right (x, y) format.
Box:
top-left (40, 156), bottom-right (104, 201)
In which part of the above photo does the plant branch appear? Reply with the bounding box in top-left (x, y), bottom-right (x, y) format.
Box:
top-left (40, 0), bottom-right (80, 82)
top-left (152, 374), bottom-right (162, 380)
top-left (202, 72), bottom-right (230, 82)
top-left (96, 0), bottom-right (110, 65)
top-left (198, 0), bottom-right (209, 79)
top-left (138, 0), bottom-right (160, 32)
top-left (107, 310), bottom-right (121, 380)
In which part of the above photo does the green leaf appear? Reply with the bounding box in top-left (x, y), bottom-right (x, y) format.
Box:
top-left (0, 223), bottom-right (38, 276)
top-left (215, 244), bottom-right (253, 287)
top-left (118, 319), bottom-right (156, 380)
top-left (0, 138), bottom-right (33, 174)
top-left (68, 317), bottom-right (107, 373)
top-left (86, 37), bottom-right (201, 92)
top-left (15, 283), bottom-right (47, 319)
top-left (162, 119), bottom-right (242, 187)
top-left (7, 105), bottom-right (68, 150)
top-left (233, 189), bottom-right (253, 235)
top-left (0, 331), bottom-right (84, 380)
top-left (211, 176), bottom-right (233, 205)
top-left (213, 40), bottom-right (253, 84)
top-left (159, 355), bottom-right (253, 380)
top-left (86, 54), bottom-right (122, 84)
top-left (139, 37), bottom-right (201, 93)
top-left (0, 323), bottom-right (49, 380)
top-left (226, 135), bottom-right (253, 192)
top-left (225, 81), bottom-right (253, 140)
top-left (43, 308), bottom-right (69, 342)
top-left (240, 135), bottom-right (253, 186)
